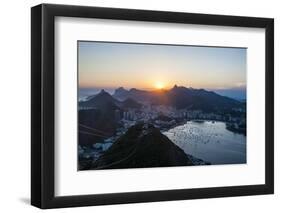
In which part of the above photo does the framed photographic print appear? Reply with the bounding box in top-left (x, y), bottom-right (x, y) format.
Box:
top-left (31, 4), bottom-right (274, 209)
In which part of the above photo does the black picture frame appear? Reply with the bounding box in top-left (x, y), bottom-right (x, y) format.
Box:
top-left (31, 3), bottom-right (274, 209)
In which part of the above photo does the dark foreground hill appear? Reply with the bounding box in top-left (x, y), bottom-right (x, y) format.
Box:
top-left (84, 123), bottom-right (194, 170)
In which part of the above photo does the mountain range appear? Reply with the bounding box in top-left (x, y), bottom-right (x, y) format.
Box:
top-left (80, 85), bottom-right (244, 112)
top-left (78, 85), bottom-right (244, 145)
top-left (80, 89), bottom-right (142, 109)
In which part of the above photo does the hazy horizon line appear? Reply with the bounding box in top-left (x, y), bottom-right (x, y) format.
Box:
top-left (79, 85), bottom-right (246, 100)
top-left (79, 85), bottom-right (246, 91)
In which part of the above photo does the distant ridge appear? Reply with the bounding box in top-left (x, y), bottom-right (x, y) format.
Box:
top-left (111, 85), bottom-right (243, 112)
top-left (113, 87), bottom-right (129, 101)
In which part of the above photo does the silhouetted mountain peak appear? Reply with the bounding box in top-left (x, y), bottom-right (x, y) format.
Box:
top-left (94, 90), bottom-right (113, 99)
top-left (170, 85), bottom-right (188, 93)
top-left (80, 89), bottom-right (118, 109)
top-left (113, 87), bottom-right (130, 101)
top-left (115, 87), bottom-right (127, 93)
top-left (90, 123), bottom-right (193, 169)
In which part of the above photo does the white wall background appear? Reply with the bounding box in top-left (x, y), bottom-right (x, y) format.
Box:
top-left (0, 0), bottom-right (279, 212)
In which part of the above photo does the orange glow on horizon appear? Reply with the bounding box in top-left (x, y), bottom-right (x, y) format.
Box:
top-left (154, 81), bottom-right (166, 90)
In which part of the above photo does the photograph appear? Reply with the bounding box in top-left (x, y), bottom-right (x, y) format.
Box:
top-left (30, 3), bottom-right (274, 209)
top-left (78, 41), bottom-right (247, 170)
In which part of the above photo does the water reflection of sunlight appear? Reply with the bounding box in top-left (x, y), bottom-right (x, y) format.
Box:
top-left (163, 121), bottom-right (246, 165)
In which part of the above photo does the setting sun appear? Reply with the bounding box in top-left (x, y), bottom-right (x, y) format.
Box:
top-left (78, 41), bottom-right (247, 171)
top-left (154, 82), bottom-right (165, 90)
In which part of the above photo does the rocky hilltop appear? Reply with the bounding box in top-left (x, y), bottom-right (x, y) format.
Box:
top-left (83, 123), bottom-right (196, 170)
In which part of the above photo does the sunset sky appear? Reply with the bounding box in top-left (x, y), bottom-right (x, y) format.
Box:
top-left (78, 41), bottom-right (246, 92)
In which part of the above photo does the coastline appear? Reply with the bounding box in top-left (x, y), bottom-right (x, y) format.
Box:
top-left (159, 118), bottom-right (246, 136)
